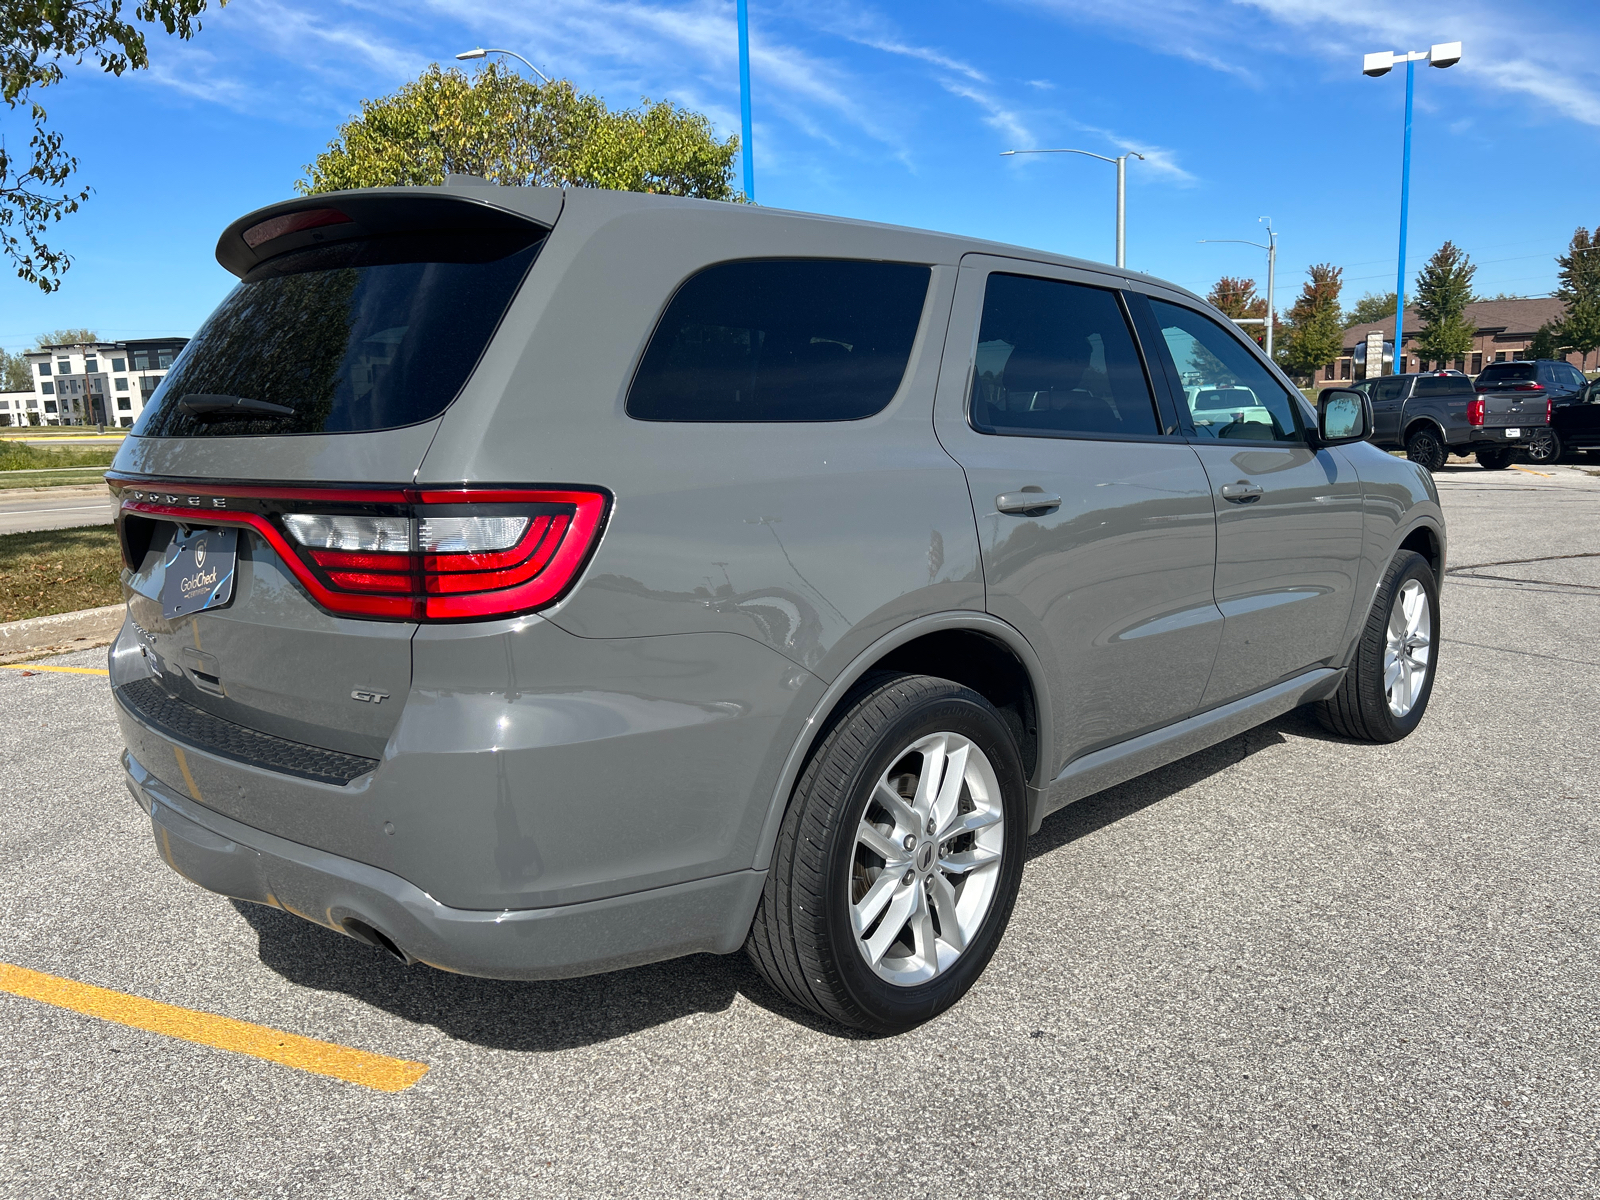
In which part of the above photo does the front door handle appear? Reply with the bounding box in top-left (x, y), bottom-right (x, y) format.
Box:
top-left (995, 491), bottom-right (1063, 514)
top-left (1219, 481), bottom-right (1264, 503)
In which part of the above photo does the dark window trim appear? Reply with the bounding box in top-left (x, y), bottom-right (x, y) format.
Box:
top-left (963, 272), bottom-right (1170, 443)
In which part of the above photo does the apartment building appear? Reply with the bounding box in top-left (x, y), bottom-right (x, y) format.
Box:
top-left (23, 337), bottom-right (188, 427)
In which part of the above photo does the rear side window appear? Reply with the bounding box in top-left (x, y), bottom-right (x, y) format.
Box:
top-left (627, 259), bottom-right (929, 422)
top-left (1477, 362), bottom-right (1536, 383)
top-left (1414, 377), bottom-right (1466, 396)
top-left (968, 274), bottom-right (1158, 438)
top-left (134, 229), bottom-right (545, 437)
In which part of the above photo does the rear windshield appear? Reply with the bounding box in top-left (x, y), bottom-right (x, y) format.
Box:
top-left (626, 259), bottom-right (930, 422)
top-left (1413, 376), bottom-right (1468, 395)
top-left (1476, 363), bottom-right (1536, 382)
top-left (133, 229), bottom-right (544, 437)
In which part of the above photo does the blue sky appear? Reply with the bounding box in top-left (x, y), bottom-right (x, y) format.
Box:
top-left (5, 0), bottom-right (1599, 348)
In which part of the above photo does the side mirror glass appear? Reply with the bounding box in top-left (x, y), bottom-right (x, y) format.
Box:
top-left (1317, 388), bottom-right (1370, 444)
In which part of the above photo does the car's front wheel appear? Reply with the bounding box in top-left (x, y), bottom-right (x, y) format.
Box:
top-left (746, 673), bottom-right (1027, 1033)
top-left (1315, 550), bottom-right (1438, 742)
top-left (1525, 428), bottom-right (1562, 465)
top-left (1405, 428), bottom-right (1448, 472)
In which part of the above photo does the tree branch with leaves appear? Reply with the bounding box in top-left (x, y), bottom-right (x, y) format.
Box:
top-left (0, 1), bottom-right (222, 291)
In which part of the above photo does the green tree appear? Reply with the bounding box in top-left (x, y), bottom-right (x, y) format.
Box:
top-left (1344, 291), bottom-right (1396, 328)
top-left (1554, 226), bottom-right (1600, 371)
top-left (1475, 291), bottom-right (1529, 302)
top-left (1206, 276), bottom-right (1269, 347)
top-left (1, 2), bottom-right (223, 291)
top-left (1277, 263), bottom-right (1345, 383)
top-left (1527, 322), bottom-right (1562, 361)
top-left (34, 327), bottom-right (99, 347)
top-left (0, 348), bottom-right (32, 390)
top-left (1413, 241), bottom-right (1477, 363)
top-left (299, 64), bottom-right (741, 201)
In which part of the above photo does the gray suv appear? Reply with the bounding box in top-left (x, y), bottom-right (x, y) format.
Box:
top-left (107, 184), bottom-right (1445, 1033)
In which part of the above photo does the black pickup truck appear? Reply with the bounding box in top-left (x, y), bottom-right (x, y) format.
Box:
top-left (1353, 370), bottom-right (1544, 470)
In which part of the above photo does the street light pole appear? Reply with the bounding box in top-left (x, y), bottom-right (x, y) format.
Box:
top-left (1363, 41), bottom-right (1461, 374)
top-left (737, 0), bottom-right (755, 201)
top-left (455, 47), bottom-right (552, 85)
top-left (1000, 147), bottom-right (1145, 268)
top-left (1199, 217), bottom-right (1279, 360)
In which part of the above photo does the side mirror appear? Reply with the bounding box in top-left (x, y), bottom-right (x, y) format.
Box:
top-left (1316, 387), bottom-right (1371, 445)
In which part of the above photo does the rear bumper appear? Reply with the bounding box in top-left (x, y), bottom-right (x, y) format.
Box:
top-left (124, 749), bottom-right (765, 980)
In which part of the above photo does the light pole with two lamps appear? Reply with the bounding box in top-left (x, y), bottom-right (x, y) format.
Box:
top-left (999, 147), bottom-right (1144, 268)
top-left (1199, 217), bottom-right (1279, 360)
top-left (1362, 41), bottom-right (1461, 374)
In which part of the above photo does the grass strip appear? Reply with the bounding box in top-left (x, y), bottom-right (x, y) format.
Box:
top-left (0, 441), bottom-right (117, 470)
top-left (0, 526), bottom-right (123, 622)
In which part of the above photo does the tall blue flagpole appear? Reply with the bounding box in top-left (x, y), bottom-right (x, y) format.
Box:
top-left (737, 0), bottom-right (755, 202)
top-left (1394, 56), bottom-right (1415, 373)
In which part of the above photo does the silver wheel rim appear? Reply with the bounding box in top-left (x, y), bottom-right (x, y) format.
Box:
top-left (1384, 579), bottom-right (1432, 718)
top-left (849, 732), bottom-right (1005, 987)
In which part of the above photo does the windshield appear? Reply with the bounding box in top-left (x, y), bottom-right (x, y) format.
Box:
top-left (1476, 363), bottom-right (1536, 383)
top-left (134, 229), bottom-right (544, 437)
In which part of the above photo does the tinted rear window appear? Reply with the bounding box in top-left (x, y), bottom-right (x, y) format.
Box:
top-left (1476, 363), bottom-right (1536, 382)
top-left (1414, 376), bottom-right (1469, 395)
top-left (133, 229), bottom-right (544, 437)
top-left (626, 259), bottom-right (930, 422)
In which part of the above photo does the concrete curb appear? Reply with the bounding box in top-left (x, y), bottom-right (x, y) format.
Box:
top-left (0, 603), bottom-right (123, 664)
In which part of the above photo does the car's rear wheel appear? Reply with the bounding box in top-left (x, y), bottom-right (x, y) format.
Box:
top-left (1405, 428), bottom-right (1447, 472)
top-left (1525, 428), bottom-right (1562, 465)
top-left (1476, 448), bottom-right (1513, 470)
top-left (746, 673), bottom-right (1027, 1033)
top-left (1315, 550), bottom-right (1438, 743)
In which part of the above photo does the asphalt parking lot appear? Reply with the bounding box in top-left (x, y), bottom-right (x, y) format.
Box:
top-left (3, 461), bottom-right (1598, 1198)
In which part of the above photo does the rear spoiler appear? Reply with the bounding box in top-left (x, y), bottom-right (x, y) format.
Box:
top-left (215, 186), bottom-right (564, 279)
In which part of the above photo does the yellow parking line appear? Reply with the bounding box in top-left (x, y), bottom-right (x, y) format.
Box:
top-left (1511, 465), bottom-right (1552, 477)
top-left (0, 962), bottom-right (429, 1093)
top-left (0, 663), bottom-right (109, 676)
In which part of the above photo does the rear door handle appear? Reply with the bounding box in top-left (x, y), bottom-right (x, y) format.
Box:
top-left (995, 491), bottom-right (1063, 514)
top-left (1219, 481), bottom-right (1264, 503)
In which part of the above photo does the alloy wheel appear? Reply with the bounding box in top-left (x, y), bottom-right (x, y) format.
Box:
top-left (849, 732), bottom-right (1005, 987)
top-left (1384, 579), bottom-right (1432, 717)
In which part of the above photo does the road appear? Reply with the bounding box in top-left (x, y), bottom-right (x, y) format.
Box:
top-left (0, 485), bottom-right (116, 535)
top-left (2, 461), bottom-right (1598, 1198)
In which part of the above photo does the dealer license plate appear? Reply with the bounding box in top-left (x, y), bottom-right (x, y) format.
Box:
top-left (1506, 428), bottom-right (1521, 438)
top-left (160, 527), bottom-right (238, 620)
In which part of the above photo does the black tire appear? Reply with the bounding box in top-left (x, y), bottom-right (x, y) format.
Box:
top-left (1315, 550), bottom-right (1438, 743)
top-left (746, 673), bottom-right (1027, 1034)
top-left (1525, 428), bottom-right (1562, 465)
top-left (1405, 427), bottom-right (1447, 472)
top-left (1476, 447), bottom-right (1513, 470)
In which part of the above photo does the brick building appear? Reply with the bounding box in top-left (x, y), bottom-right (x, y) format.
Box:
top-left (1323, 298), bottom-right (1589, 385)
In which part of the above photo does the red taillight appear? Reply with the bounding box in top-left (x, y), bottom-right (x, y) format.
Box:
top-left (1514, 382), bottom-right (1544, 391)
top-left (1547, 399), bottom-right (1554, 423)
top-left (109, 481), bottom-right (610, 622)
top-left (242, 207), bottom-right (353, 248)
top-left (1467, 398), bottom-right (1484, 426)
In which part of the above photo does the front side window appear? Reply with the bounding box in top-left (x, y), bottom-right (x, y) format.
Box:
top-left (627, 259), bottom-right (930, 422)
top-left (157, 351), bottom-right (173, 369)
top-left (134, 353), bottom-right (149, 370)
top-left (85, 357), bottom-right (98, 372)
top-left (117, 397), bottom-right (131, 410)
top-left (115, 377), bottom-right (128, 391)
top-left (112, 357), bottom-right (126, 372)
top-left (1150, 300), bottom-right (1303, 442)
top-left (968, 274), bottom-right (1157, 438)
top-left (40, 382), bottom-right (53, 395)
top-left (56, 359), bottom-right (69, 373)
top-left (38, 362), bottom-right (50, 376)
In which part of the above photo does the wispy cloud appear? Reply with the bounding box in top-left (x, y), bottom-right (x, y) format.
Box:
top-left (1016, 0), bottom-right (1600, 126)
